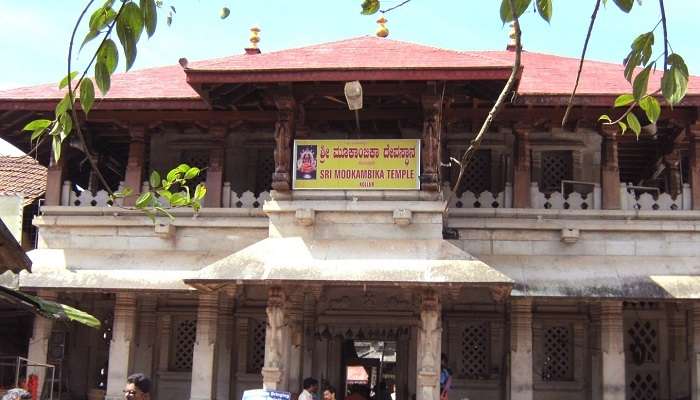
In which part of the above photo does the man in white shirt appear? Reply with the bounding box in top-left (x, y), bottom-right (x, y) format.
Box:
top-left (299, 377), bottom-right (319, 400)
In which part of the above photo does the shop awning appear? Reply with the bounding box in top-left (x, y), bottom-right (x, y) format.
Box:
top-left (0, 285), bottom-right (100, 328)
top-left (185, 237), bottom-right (513, 288)
top-left (479, 255), bottom-right (700, 299)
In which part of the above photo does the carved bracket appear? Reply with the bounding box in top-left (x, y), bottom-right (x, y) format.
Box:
top-left (392, 209), bottom-right (412, 225)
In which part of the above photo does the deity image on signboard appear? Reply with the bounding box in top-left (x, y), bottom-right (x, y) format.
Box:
top-left (296, 145), bottom-right (317, 180)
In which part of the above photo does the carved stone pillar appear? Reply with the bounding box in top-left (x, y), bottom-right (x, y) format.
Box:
top-left (105, 293), bottom-right (137, 400)
top-left (510, 298), bottom-right (533, 400)
top-left (205, 126), bottom-right (227, 207)
top-left (416, 290), bottom-right (441, 400)
top-left (664, 150), bottom-right (682, 198)
top-left (124, 126), bottom-right (146, 206)
top-left (27, 290), bottom-right (57, 400)
top-left (688, 123), bottom-right (700, 210)
top-left (512, 125), bottom-right (531, 208)
top-left (133, 296), bottom-right (157, 378)
top-left (591, 304), bottom-right (602, 400)
top-left (286, 292), bottom-right (304, 394)
top-left (302, 288), bottom-right (319, 380)
top-left (691, 303), bottom-right (700, 400)
top-left (421, 94), bottom-right (442, 191)
top-left (262, 287), bottom-right (287, 390)
top-left (598, 125), bottom-right (621, 210)
top-left (272, 92), bottom-right (295, 192)
top-left (45, 148), bottom-right (65, 205)
top-left (600, 301), bottom-right (625, 400)
top-left (668, 304), bottom-right (688, 400)
top-left (216, 289), bottom-right (236, 400)
top-left (190, 292), bottom-right (219, 400)
top-left (157, 314), bottom-right (172, 371)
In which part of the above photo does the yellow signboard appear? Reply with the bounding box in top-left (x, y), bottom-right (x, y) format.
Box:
top-left (292, 139), bottom-right (420, 190)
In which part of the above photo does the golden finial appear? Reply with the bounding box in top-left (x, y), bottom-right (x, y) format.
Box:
top-left (376, 16), bottom-right (389, 38)
top-left (249, 26), bottom-right (261, 48)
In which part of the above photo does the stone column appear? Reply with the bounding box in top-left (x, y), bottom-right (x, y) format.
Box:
top-left (216, 289), bottom-right (236, 400)
top-left (271, 91), bottom-right (295, 192)
top-left (124, 126), bottom-right (146, 206)
top-left (591, 304), bottom-right (602, 400)
top-left (688, 123), bottom-right (700, 210)
top-left (190, 292), bottom-right (219, 400)
top-left (45, 147), bottom-right (65, 205)
top-left (598, 125), bottom-right (621, 210)
top-left (286, 293), bottom-right (304, 394)
top-left (510, 298), bottom-right (533, 400)
top-left (600, 301), bottom-right (625, 400)
top-left (205, 126), bottom-right (227, 207)
top-left (416, 290), bottom-right (441, 400)
top-left (262, 287), bottom-right (287, 390)
top-left (668, 304), bottom-right (688, 400)
top-left (691, 303), bottom-right (700, 400)
top-left (421, 93), bottom-right (441, 191)
top-left (105, 293), bottom-right (137, 400)
top-left (512, 124), bottom-right (531, 208)
top-left (301, 288), bottom-right (320, 380)
top-left (27, 290), bottom-right (57, 400)
top-left (132, 296), bottom-right (157, 378)
top-left (154, 314), bottom-right (171, 400)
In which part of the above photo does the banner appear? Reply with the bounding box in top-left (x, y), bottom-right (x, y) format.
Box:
top-left (292, 139), bottom-right (420, 190)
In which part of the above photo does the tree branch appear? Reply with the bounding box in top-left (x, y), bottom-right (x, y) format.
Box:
top-left (561, 0), bottom-right (601, 128)
top-left (445, 0), bottom-right (522, 209)
top-left (380, 0), bottom-right (412, 14)
top-left (659, 0), bottom-right (668, 71)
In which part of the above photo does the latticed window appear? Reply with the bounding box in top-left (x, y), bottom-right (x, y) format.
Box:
top-left (451, 149), bottom-right (491, 195)
top-left (181, 150), bottom-right (209, 186)
top-left (542, 325), bottom-right (573, 381)
top-left (247, 319), bottom-right (267, 373)
top-left (460, 323), bottom-right (489, 379)
top-left (170, 319), bottom-right (196, 371)
top-left (255, 148), bottom-right (275, 194)
top-left (627, 320), bottom-right (658, 365)
top-left (540, 151), bottom-right (573, 193)
top-left (628, 372), bottom-right (659, 400)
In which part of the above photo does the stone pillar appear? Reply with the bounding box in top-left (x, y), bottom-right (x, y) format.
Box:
top-left (668, 304), bottom-right (688, 400)
top-left (262, 287), bottom-right (286, 390)
top-left (600, 301), bottom-right (625, 400)
top-left (154, 314), bottom-right (171, 400)
top-left (301, 288), bottom-right (320, 380)
top-left (124, 126), bottom-right (146, 206)
top-left (421, 93), bottom-right (441, 191)
top-left (598, 125), bottom-right (621, 210)
top-left (688, 123), bottom-right (700, 210)
top-left (132, 296), bottom-right (157, 378)
top-left (416, 290), bottom-right (441, 400)
top-left (512, 125), bottom-right (531, 208)
top-left (105, 293), bottom-right (137, 400)
top-left (510, 298), bottom-right (533, 400)
top-left (45, 148), bottom-right (65, 205)
top-left (205, 126), bottom-right (227, 207)
top-left (591, 304), bottom-right (602, 400)
top-left (216, 289), bottom-right (235, 400)
top-left (190, 292), bottom-right (219, 400)
top-left (27, 290), bottom-right (57, 400)
top-left (691, 303), bottom-right (700, 400)
top-left (271, 91), bottom-right (295, 192)
top-left (286, 293), bottom-right (304, 394)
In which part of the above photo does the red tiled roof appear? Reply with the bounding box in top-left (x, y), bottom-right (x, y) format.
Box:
top-left (0, 156), bottom-right (47, 206)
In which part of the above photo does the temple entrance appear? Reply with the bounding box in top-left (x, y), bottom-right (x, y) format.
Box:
top-left (341, 340), bottom-right (398, 400)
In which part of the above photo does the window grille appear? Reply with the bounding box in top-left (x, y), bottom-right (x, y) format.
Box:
top-left (451, 149), bottom-right (491, 195)
top-left (542, 325), bottom-right (573, 381)
top-left (171, 319), bottom-right (196, 371)
top-left (628, 372), bottom-right (659, 400)
top-left (627, 320), bottom-right (658, 365)
top-left (255, 149), bottom-right (275, 194)
top-left (541, 151), bottom-right (573, 193)
top-left (460, 323), bottom-right (489, 379)
top-left (247, 319), bottom-right (267, 373)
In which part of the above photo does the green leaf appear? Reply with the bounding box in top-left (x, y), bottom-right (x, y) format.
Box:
top-left (360, 0), bottom-right (380, 15)
top-left (661, 53), bottom-right (689, 105)
top-left (157, 189), bottom-right (172, 201)
top-left (166, 168), bottom-right (180, 182)
top-left (176, 163), bottom-right (190, 173)
top-left (194, 184), bottom-right (207, 201)
top-left (639, 96), bottom-right (661, 124)
top-left (55, 93), bottom-right (73, 116)
top-left (220, 7), bottom-right (230, 19)
top-left (59, 71), bottom-right (78, 90)
top-left (598, 114), bottom-right (612, 123)
top-left (79, 79), bottom-right (95, 115)
top-left (135, 191), bottom-right (153, 208)
top-left (627, 113), bottom-right (641, 137)
top-left (80, 30), bottom-right (100, 51)
top-left (150, 171), bottom-right (161, 189)
top-left (97, 39), bottom-right (119, 74)
top-left (23, 119), bottom-right (52, 132)
top-left (184, 167), bottom-right (201, 180)
top-left (623, 51), bottom-right (641, 83)
top-left (614, 94), bottom-right (635, 108)
top-left (58, 112), bottom-right (73, 140)
top-left (81, 6), bottom-right (116, 51)
top-left (95, 62), bottom-right (111, 95)
top-left (154, 206), bottom-right (174, 220)
top-left (500, 0), bottom-right (532, 23)
top-left (536, 0), bottom-right (552, 22)
top-left (631, 32), bottom-right (654, 65)
top-left (116, 2), bottom-right (144, 71)
top-left (52, 135), bottom-right (62, 161)
top-left (613, 0), bottom-right (633, 12)
top-left (170, 192), bottom-right (188, 206)
top-left (632, 65), bottom-right (651, 101)
top-left (140, 0), bottom-right (158, 37)
top-left (618, 121), bottom-right (627, 136)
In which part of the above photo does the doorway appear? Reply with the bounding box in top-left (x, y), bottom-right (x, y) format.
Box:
top-left (341, 340), bottom-right (397, 400)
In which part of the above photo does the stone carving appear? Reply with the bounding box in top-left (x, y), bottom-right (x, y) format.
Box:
top-left (264, 288), bottom-right (286, 369)
top-left (272, 94), bottom-right (295, 191)
top-left (421, 106), bottom-right (440, 191)
top-left (418, 293), bottom-right (440, 374)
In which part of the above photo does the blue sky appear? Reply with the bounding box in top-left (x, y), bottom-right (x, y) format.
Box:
top-left (0, 0), bottom-right (698, 90)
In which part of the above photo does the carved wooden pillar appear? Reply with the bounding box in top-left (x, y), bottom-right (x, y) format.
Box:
top-left (262, 287), bottom-right (287, 390)
top-left (45, 147), bottom-right (65, 205)
top-left (190, 292), bottom-right (220, 400)
top-left (272, 91), bottom-right (296, 192)
top-left (600, 300), bottom-right (625, 400)
top-left (205, 126), bottom-right (227, 207)
top-left (664, 149), bottom-right (682, 198)
top-left (416, 290), bottom-right (441, 400)
top-left (512, 124), bottom-right (532, 208)
top-left (510, 298), bottom-right (533, 400)
top-left (598, 125), bottom-right (621, 210)
top-left (421, 94), bottom-right (442, 191)
top-left (124, 126), bottom-right (146, 206)
top-left (688, 123), bottom-right (700, 210)
top-left (105, 293), bottom-right (137, 400)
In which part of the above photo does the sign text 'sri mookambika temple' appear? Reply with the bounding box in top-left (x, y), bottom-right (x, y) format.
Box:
top-left (1, 26), bottom-right (700, 400)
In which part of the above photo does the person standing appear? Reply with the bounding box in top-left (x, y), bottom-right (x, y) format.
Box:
top-left (322, 386), bottom-right (336, 400)
top-left (439, 355), bottom-right (452, 400)
top-left (299, 377), bottom-right (319, 400)
top-left (123, 373), bottom-right (151, 400)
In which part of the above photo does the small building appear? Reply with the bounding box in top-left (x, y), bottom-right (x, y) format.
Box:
top-left (1, 32), bottom-right (700, 400)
